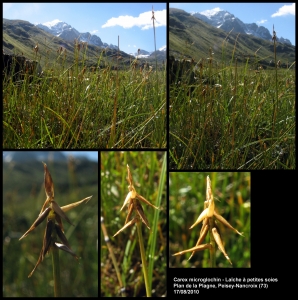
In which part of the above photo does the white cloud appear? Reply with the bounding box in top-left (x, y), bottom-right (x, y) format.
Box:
top-left (90, 29), bottom-right (98, 34)
top-left (102, 9), bottom-right (166, 30)
top-left (271, 3), bottom-right (295, 17)
top-left (256, 19), bottom-right (267, 25)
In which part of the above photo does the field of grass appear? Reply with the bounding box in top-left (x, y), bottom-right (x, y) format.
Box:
top-left (169, 172), bottom-right (250, 268)
top-left (100, 151), bottom-right (167, 297)
top-left (3, 45), bottom-right (166, 149)
top-left (169, 47), bottom-right (295, 169)
top-left (3, 158), bottom-right (98, 297)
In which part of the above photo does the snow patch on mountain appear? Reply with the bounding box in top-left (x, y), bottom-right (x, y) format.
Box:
top-left (159, 45), bottom-right (167, 51)
top-left (191, 9), bottom-right (292, 45)
top-left (130, 46), bottom-right (166, 58)
top-left (36, 20), bottom-right (108, 48)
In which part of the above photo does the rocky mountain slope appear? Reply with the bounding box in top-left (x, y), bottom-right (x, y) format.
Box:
top-left (191, 9), bottom-right (292, 45)
top-left (36, 19), bottom-right (117, 49)
top-left (3, 18), bottom-right (165, 70)
top-left (169, 8), bottom-right (295, 67)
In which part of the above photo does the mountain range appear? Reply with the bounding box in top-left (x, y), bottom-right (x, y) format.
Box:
top-left (130, 45), bottom-right (167, 58)
top-left (191, 9), bottom-right (292, 45)
top-left (36, 19), bottom-right (117, 49)
top-left (3, 18), bottom-right (165, 69)
top-left (35, 19), bottom-right (166, 58)
top-left (169, 8), bottom-right (295, 66)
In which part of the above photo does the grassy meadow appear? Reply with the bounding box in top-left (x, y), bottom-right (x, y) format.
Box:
top-left (169, 172), bottom-right (251, 268)
top-left (169, 46), bottom-right (295, 169)
top-left (3, 43), bottom-right (166, 149)
top-left (100, 151), bottom-right (167, 297)
top-left (3, 158), bottom-right (98, 296)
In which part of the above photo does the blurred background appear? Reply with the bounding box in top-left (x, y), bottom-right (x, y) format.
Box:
top-left (169, 172), bottom-right (250, 268)
top-left (100, 151), bottom-right (167, 297)
top-left (3, 151), bottom-right (98, 297)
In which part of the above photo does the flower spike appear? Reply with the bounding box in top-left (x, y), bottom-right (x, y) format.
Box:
top-left (20, 162), bottom-right (92, 278)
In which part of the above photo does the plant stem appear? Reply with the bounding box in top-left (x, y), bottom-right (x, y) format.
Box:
top-left (136, 220), bottom-right (151, 297)
top-left (52, 243), bottom-right (61, 297)
top-left (208, 217), bottom-right (216, 268)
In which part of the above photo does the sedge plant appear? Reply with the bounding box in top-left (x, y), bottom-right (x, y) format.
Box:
top-left (113, 164), bottom-right (160, 297)
top-left (19, 162), bottom-right (92, 296)
top-left (172, 175), bottom-right (244, 267)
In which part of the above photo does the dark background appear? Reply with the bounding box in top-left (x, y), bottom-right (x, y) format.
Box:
top-left (3, 151), bottom-right (98, 297)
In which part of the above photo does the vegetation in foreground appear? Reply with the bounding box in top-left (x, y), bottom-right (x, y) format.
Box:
top-left (3, 158), bottom-right (98, 296)
top-left (170, 40), bottom-right (295, 169)
top-left (101, 151), bottom-right (167, 297)
top-left (3, 40), bottom-right (166, 149)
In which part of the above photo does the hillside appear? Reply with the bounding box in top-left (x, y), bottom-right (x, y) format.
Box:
top-left (169, 8), bottom-right (295, 67)
top-left (3, 18), bottom-right (164, 70)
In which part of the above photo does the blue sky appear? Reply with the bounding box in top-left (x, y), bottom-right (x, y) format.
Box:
top-left (61, 151), bottom-right (98, 162)
top-left (3, 3), bottom-right (166, 54)
top-left (170, 3), bottom-right (295, 46)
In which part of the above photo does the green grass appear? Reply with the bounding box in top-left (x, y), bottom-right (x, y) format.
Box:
top-left (169, 172), bottom-right (251, 268)
top-left (169, 42), bottom-right (295, 169)
top-left (100, 151), bottom-right (167, 297)
top-left (3, 43), bottom-right (166, 149)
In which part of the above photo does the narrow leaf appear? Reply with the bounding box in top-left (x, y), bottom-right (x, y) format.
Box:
top-left (19, 207), bottom-right (51, 240)
top-left (120, 191), bottom-right (132, 211)
top-left (55, 242), bottom-right (79, 259)
top-left (136, 193), bottom-right (159, 210)
top-left (55, 213), bottom-right (64, 233)
top-left (113, 218), bottom-right (137, 237)
top-left (207, 194), bottom-right (215, 217)
top-left (189, 208), bottom-right (209, 229)
top-left (214, 211), bottom-right (244, 236)
top-left (42, 162), bottom-right (54, 200)
top-left (206, 176), bottom-right (214, 217)
top-left (212, 227), bottom-right (232, 265)
top-left (39, 198), bottom-right (51, 216)
top-left (172, 243), bottom-right (211, 256)
top-left (127, 164), bottom-right (133, 186)
top-left (55, 224), bottom-right (71, 249)
top-left (60, 196), bottom-right (93, 212)
top-left (28, 246), bottom-right (43, 278)
top-left (188, 224), bottom-right (209, 261)
top-left (200, 217), bottom-right (208, 236)
top-left (42, 219), bottom-right (55, 261)
top-left (124, 201), bottom-right (134, 225)
top-left (206, 175), bottom-right (212, 200)
top-left (28, 219), bottom-right (54, 278)
top-left (51, 201), bottom-right (74, 226)
top-left (134, 199), bottom-right (150, 230)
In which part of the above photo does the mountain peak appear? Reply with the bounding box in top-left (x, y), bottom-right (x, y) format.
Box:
top-left (159, 45), bottom-right (167, 51)
top-left (42, 19), bottom-right (63, 27)
top-left (192, 9), bottom-right (291, 45)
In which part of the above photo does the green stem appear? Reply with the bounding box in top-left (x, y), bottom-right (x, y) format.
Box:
top-left (136, 221), bottom-right (151, 297)
top-left (52, 243), bottom-right (61, 297)
top-left (208, 217), bottom-right (216, 268)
